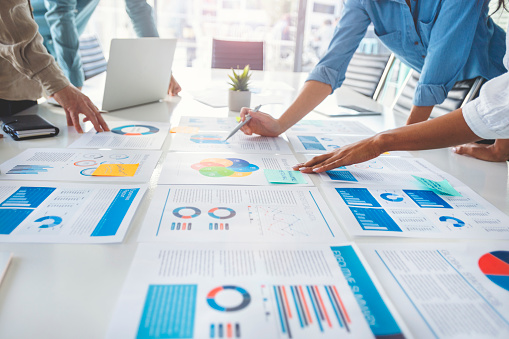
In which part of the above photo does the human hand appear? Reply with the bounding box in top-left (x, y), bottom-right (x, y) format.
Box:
top-left (51, 85), bottom-right (109, 133)
top-left (293, 135), bottom-right (384, 173)
top-left (168, 75), bottom-right (181, 96)
top-left (239, 107), bottom-right (283, 137)
top-left (452, 139), bottom-right (509, 162)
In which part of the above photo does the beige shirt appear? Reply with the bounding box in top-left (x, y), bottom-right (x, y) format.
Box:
top-left (0, 0), bottom-right (70, 101)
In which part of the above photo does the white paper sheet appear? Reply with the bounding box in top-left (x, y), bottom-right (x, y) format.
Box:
top-left (158, 152), bottom-right (312, 186)
top-left (176, 116), bottom-right (240, 132)
top-left (138, 185), bottom-right (346, 243)
top-left (307, 156), bottom-right (463, 186)
top-left (0, 148), bottom-right (161, 183)
top-left (289, 120), bottom-right (375, 135)
top-left (107, 243), bottom-right (409, 339)
top-left (68, 121), bottom-right (170, 149)
top-left (169, 132), bottom-right (292, 154)
top-left (322, 183), bottom-right (509, 239)
top-left (287, 132), bottom-right (411, 157)
top-left (359, 242), bottom-right (509, 339)
top-left (0, 181), bottom-right (146, 243)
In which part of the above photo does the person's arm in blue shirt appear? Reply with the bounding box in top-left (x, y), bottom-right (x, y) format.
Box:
top-left (240, 0), bottom-right (372, 137)
top-left (407, 0), bottom-right (485, 124)
top-left (124, 0), bottom-right (159, 38)
top-left (43, 0), bottom-right (84, 88)
top-left (124, 0), bottom-right (181, 95)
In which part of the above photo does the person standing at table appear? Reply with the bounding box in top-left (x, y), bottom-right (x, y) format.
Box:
top-left (0, 0), bottom-right (109, 133)
top-left (240, 0), bottom-right (507, 138)
top-left (293, 1), bottom-right (509, 170)
top-left (31, 0), bottom-right (181, 94)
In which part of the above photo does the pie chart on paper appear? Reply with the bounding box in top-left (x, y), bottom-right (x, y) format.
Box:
top-left (478, 251), bottom-right (509, 292)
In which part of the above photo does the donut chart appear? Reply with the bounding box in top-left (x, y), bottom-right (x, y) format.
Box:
top-left (380, 193), bottom-right (404, 202)
top-left (208, 207), bottom-right (236, 220)
top-left (173, 207), bottom-right (201, 219)
top-left (439, 216), bottom-right (465, 228)
top-left (111, 125), bottom-right (159, 136)
top-left (80, 168), bottom-right (97, 176)
top-left (478, 251), bottom-right (509, 292)
top-left (74, 160), bottom-right (98, 167)
top-left (206, 286), bottom-right (251, 312)
top-left (35, 216), bottom-right (63, 228)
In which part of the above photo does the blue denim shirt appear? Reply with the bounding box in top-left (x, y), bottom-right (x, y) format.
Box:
top-left (308, 0), bottom-right (507, 106)
top-left (32, 0), bottom-right (158, 87)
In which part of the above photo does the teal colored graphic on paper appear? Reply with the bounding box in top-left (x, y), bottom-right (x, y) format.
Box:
top-left (137, 284), bottom-right (197, 339)
top-left (412, 175), bottom-right (461, 196)
top-left (264, 169), bottom-right (307, 184)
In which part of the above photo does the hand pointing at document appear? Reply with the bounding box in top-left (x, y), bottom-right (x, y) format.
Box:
top-left (239, 107), bottom-right (283, 137)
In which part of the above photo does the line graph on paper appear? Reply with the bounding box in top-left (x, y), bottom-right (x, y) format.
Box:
top-left (248, 206), bottom-right (310, 237)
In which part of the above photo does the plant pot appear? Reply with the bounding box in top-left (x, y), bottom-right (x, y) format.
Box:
top-left (228, 90), bottom-right (251, 112)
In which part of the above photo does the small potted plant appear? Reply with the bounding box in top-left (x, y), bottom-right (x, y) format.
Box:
top-left (228, 65), bottom-right (252, 112)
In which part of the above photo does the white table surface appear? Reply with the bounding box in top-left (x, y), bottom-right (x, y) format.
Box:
top-left (0, 68), bottom-right (507, 339)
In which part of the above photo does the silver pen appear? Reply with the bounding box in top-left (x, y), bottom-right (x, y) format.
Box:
top-left (224, 104), bottom-right (262, 142)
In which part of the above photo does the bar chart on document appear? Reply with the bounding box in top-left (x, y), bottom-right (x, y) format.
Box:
top-left (138, 185), bottom-right (345, 242)
top-left (107, 244), bottom-right (408, 339)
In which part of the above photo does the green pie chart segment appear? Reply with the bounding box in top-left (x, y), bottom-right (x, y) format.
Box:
top-left (199, 166), bottom-right (235, 177)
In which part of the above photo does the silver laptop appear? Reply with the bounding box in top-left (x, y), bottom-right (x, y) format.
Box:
top-left (84, 38), bottom-right (177, 111)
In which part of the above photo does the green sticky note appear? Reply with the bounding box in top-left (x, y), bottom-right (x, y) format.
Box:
top-left (264, 169), bottom-right (307, 184)
top-left (412, 175), bottom-right (461, 196)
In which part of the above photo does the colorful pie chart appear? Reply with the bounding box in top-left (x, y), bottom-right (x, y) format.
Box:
top-left (478, 251), bottom-right (509, 292)
top-left (439, 216), bottom-right (465, 228)
top-left (208, 207), bottom-right (236, 219)
top-left (192, 158), bottom-right (259, 178)
top-left (380, 193), bottom-right (404, 202)
top-left (173, 207), bottom-right (201, 219)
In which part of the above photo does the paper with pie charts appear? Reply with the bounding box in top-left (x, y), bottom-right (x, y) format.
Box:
top-left (158, 153), bottom-right (312, 186)
top-left (0, 181), bottom-right (146, 243)
top-left (169, 132), bottom-right (292, 154)
top-left (138, 185), bottom-right (345, 243)
top-left (286, 132), bottom-right (411, 157)
top-left (0, 148), bottom-right (161, 183)
top-left (107, 243), bottom-right (409, 339)
top-left (68, 121), bottom-right (170, 149)
top-left (322, 183), bottom-right (509, 239)
top-left (358, 242), bottom-right (509, 339)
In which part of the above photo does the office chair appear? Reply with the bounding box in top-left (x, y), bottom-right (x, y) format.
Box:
top-left (211, 39), bottom-right (264, 70)
top-left (78, 34), bottom-right (108, 80)
top-left (392, 70), bottom-right (485, 118)
top-left (342, 53), bottom-right (395, 100)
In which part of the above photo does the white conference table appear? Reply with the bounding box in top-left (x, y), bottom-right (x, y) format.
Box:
top-left (0, 68), bottom-right (507, 339)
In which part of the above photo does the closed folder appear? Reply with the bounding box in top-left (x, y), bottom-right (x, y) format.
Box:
top-left (2, 115), bottom-right (59, 141)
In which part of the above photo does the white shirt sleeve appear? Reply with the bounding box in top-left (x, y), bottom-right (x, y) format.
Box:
top-left (462, 22), bottom-right (509, 139)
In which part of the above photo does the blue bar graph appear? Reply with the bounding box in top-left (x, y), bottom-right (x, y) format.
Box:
top-left (7, 164), bottom-right (53, 175)
top-left (349, 207), bottom-right (402, 232)
top-left (326, 171), bottom-right (358, 182)
top-left (297, 136), bottom-right (326, 151)
top-left (0, 187), bottom-right (56, 208)
top-left (335, 188), bottom-right (381, 207)
top-left (403, 190), bottom-right (452, 209)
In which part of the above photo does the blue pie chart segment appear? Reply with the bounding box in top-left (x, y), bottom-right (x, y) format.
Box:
top-left (206, 285), bottom-right (251, 312)
top-left (208, 207), bottom-right (236, 219)
top-left (380, 193), bottom-right (404, 202)
top-left (439, 216), bottom-right (465, 227)
top-left (35, 216), bottom-right (63, 228)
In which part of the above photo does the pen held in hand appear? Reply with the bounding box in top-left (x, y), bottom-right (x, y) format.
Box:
top-left (224, 104), bottom-right (262, 141)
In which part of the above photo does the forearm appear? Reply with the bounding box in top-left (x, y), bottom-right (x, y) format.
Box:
top-left (406, 105), bottom-right (434, 125)
top-left (44, 0), bottom-right (84, 87)
top-left (125, 0), bottom-right (159, 37)
top-left (278, 80), bottom-right (332, 132)
top-left (379, 108), bottom-right (480, 152)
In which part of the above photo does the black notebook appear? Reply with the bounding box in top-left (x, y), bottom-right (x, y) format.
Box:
top-left (2, 115), bottom-right (59, 141)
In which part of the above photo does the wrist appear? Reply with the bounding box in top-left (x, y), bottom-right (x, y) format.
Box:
top-left (373, 132), bottom-right (396, 154)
